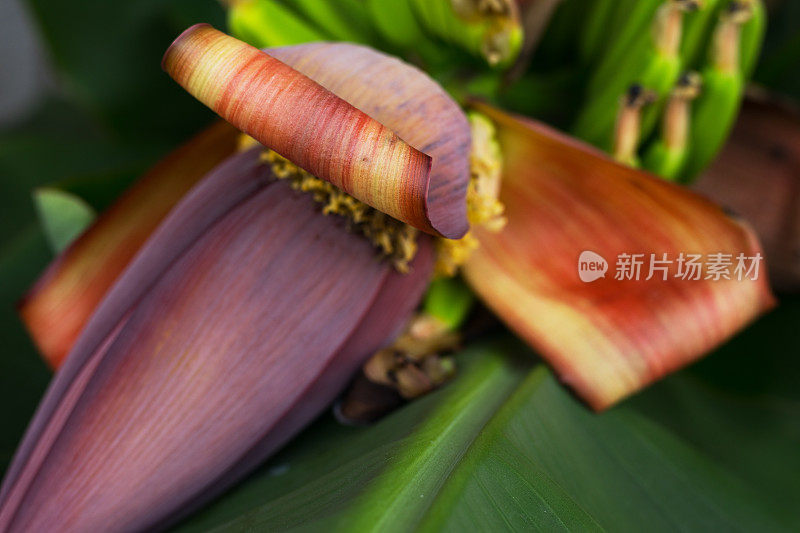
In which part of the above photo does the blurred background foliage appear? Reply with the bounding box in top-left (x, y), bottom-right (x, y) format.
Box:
top-left (754, 0), bottom-right (800, 97)
top-left (0, 0), bottom-right (798, 530)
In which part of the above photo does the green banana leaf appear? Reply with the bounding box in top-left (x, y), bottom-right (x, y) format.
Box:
top-left (174, 337), bottom-right (799, 532)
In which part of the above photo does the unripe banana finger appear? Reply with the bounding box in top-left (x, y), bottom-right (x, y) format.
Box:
top-left (643, 72), bottom-right (703, 179)
top-left (579, 0), bottom-right (617, 65)
top-left (227, 0), bottom-right (326, 48)
top-left (278, 0), bottom-right (379, 44)
top-left (681, 1), bottom-right (751, 181)
top-left (410, 0), bottom-right (523, 68)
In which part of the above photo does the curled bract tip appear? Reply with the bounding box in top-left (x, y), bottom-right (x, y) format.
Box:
top-left (163, 25), bottom-right (471, 239)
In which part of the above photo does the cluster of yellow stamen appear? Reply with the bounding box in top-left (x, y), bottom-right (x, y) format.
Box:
top-left (435, 112), bottom-right (506, 276)
top-left (239, 110), bottom-right (504, 275)
top-left (242, 134), bottom-right (419, 272)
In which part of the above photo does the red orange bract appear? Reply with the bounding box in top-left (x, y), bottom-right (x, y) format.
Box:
top-left (465, 103), bottom-right (775, 410)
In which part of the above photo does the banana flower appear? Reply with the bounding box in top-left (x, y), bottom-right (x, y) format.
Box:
top-left (2, 26), bottom-right (462, 531)
top-left (1, 25), bottom-right (774, 530)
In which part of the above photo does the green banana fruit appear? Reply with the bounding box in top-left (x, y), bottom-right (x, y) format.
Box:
top-left (409, 0), bottom-right (523, 68)
top-left (680, 1), bottom-right (753, 181)
top-left (585, 0), bottom-right (666, 97)
top-left (740, 0), bottom-right (766, 77)
top-left (578, 0), bottom-right (618, 66)
top-left (681, 0), bottom-right (724, 68)
top-left (680, 0), bottom-right (763, 73)
top-left (227, 0), bottom-right (327, 48)
top-left (642, 72), bottom-right (703, 179)
top-left (277, 0), bottom-right (378, 44)
top-left (366, 0), bottom-right (447, 64)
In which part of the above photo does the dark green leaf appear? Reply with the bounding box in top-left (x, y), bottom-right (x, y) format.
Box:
top-left (25, 0), bottom-right (224, 143)
top-left (754, 1), bottom-right (800, 101)
top-left (0, 225), bottom-right (53, 471)
top-left (175, 340), bottom-right (795, 532)
top-left (630, 296), bottom-right (800, 519)
top-left (0, 98), bottom-right (137, 247)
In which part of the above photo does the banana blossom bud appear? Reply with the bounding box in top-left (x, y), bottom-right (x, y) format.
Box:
top-left (2, 25), bottom-right (777, 531)
top-left (1, 27), bottom-right (470, 531)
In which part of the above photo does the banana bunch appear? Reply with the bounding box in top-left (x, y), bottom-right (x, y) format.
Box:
top-left (572, 0), bottom-right (699, 153)
top-left (225, 0), bottom-right (764, 182)
top-left (642, 71), bottom-right (702, 179)
top-left (564, 0), bottom-right (764, 182)
top-left (225, 0), bottom-right (524, 69)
